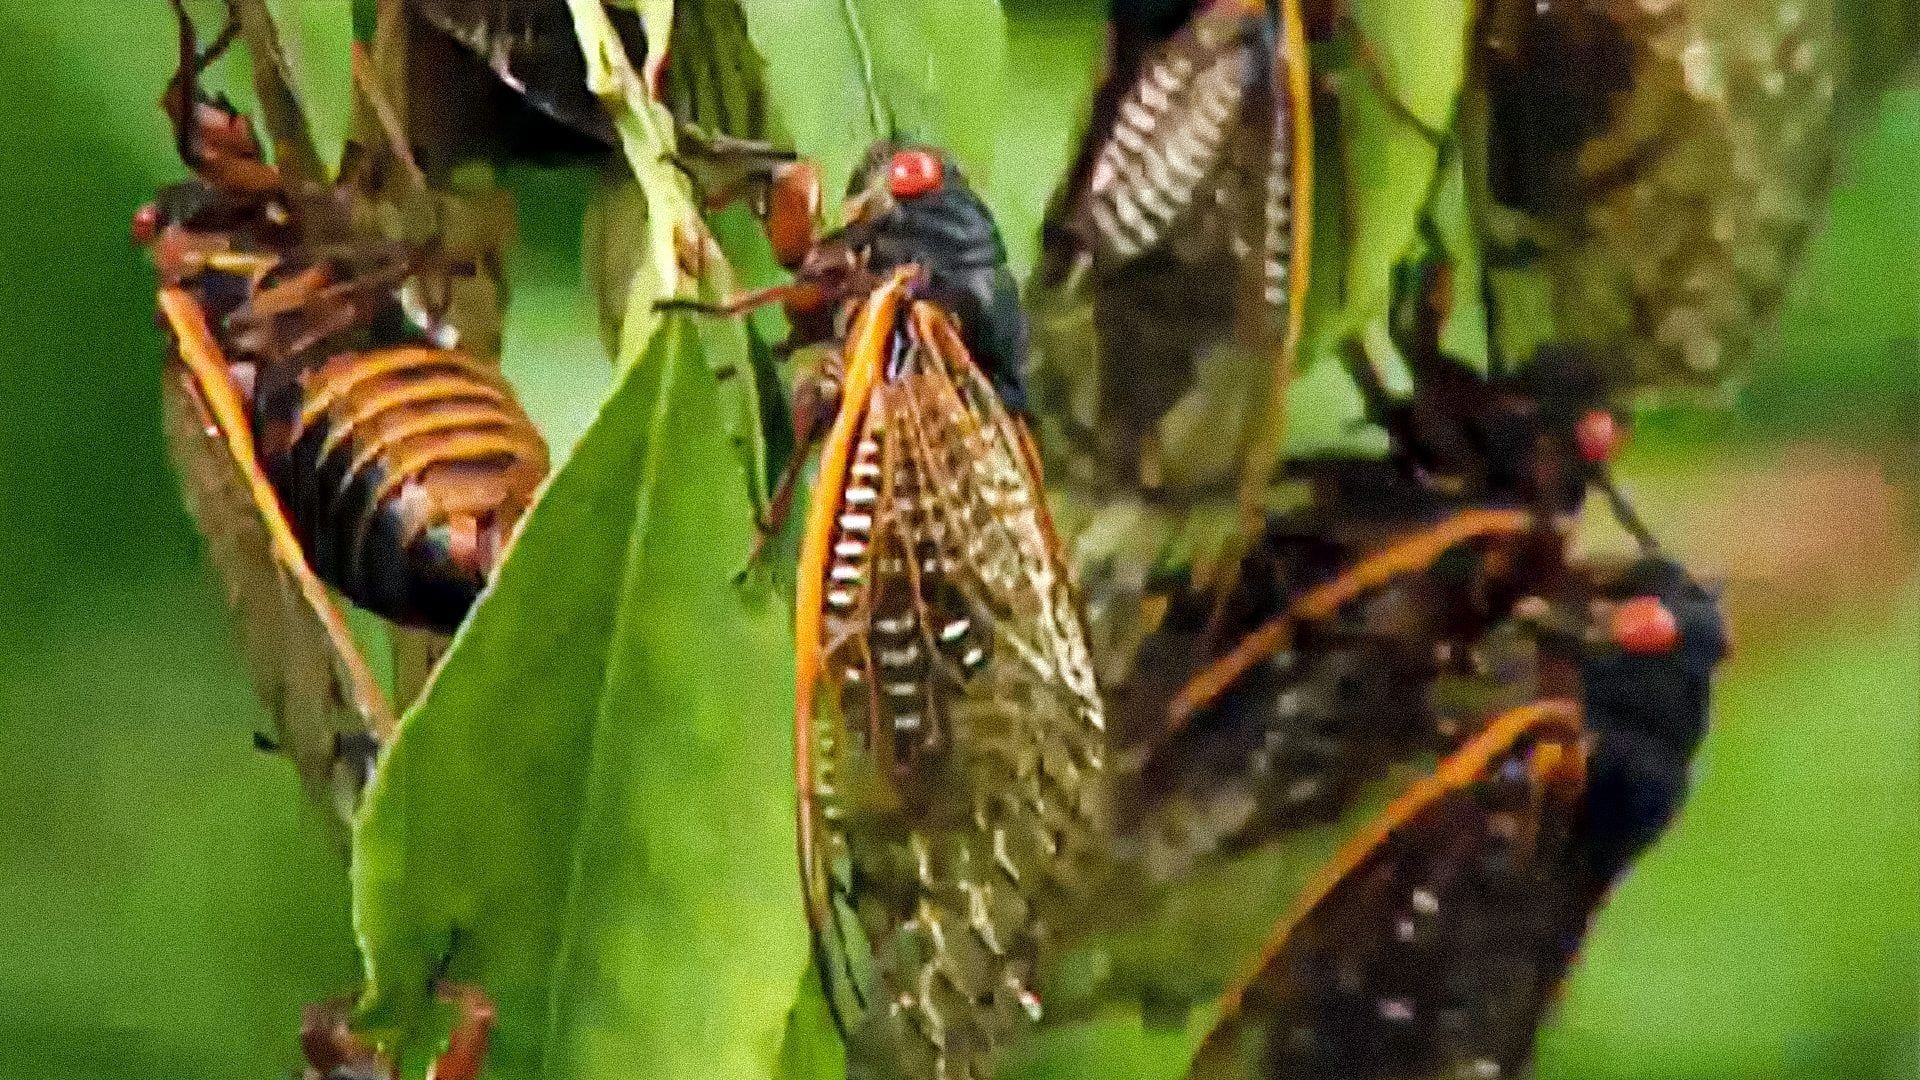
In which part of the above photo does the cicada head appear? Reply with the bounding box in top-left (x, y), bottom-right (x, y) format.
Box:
top-left (829, 141), bottom-right (1028, 413)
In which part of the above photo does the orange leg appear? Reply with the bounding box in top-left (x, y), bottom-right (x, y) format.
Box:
top-left (747, 367), bottom-right (843, 566)
top-left (299, 983), bottom-right (495, 1080)
top-left (426, 984), bottom-right (497, 1080)
top-left (300, 997), bottom-right (390, 1080)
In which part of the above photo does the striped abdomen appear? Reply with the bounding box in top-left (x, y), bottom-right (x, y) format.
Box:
top-left (261, 346), bottom-right (548, 633)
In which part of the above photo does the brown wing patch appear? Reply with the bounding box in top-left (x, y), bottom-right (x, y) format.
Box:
top-left (159, 287), bottom-right (393, 826)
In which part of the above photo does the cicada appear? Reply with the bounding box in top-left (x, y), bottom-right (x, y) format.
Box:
top-left (141, 0), bottom-right (546, 819)
top-left (1030, 0), bottom-right (1315, 670)
top-left (1115, 503), bottom-right (1559, 877)
top-left (1116, 252), bottom-right (1654, 874)
top-left (1183, 555), bottom-right (1725, 1080)
top-left (704, 142), bottom-right (1106, 1079)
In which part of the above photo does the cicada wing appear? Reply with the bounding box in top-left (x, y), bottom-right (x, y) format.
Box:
top-left (408, 0), bottom-right (642, 144)
top-left (390, 625), bottom-right (453, 711)
top-left (797, 285), bottom-right (1108, 1080)
top-left (1035, 0), bottom-right (1313, 632)
top-left (159, 289), bottom-right (395, 827)
top-left (1187, 702), bottom-right (1594, 1080)
top-left (1479, 0), bottom-right (1837, 390)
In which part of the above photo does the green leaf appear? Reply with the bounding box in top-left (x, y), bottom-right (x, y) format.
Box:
top-left (1426, 148), bottom-right (1490, 373)
top-left (350, 317), bottom-right (807, 1080)
top-left (576, 0), bottom-right (772, 502)
top-left (736, 0), bottom-right (1009, 197)
top-left (1331, 70), bottom-right (1442, 340)
top-left (350, 11), bottom-right (804, 1077)
top-left (1281, 0), bottom-right (1476, 454)
top-left (1007, 1004), bottom-right (1218, 1080)
top-left (776, 963), bottom-right (847, 1080)
top-left (1348, 0), bottom-right (1467, 133)
top-left (988, 2), bottom-right (1107, 278)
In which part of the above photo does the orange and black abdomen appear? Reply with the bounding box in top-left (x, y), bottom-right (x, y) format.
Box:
top-left (258, 346), bottom-right (548, 633)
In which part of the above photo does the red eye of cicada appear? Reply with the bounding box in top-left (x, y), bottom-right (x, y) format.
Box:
top-left (1575, 408), bottom-right (1623, 464)
top-left (886, 148), bottom-right (944, 199)
top-left (133, 202), bottom-right (162, 246)
top-left (1611, 595), bottom-right (1679, 655)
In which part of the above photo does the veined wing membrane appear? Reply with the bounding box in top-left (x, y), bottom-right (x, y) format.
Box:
top-left (160, 287), bottom-right (394, 827)
top-left (797, 279), bottom-right (1107, 1080)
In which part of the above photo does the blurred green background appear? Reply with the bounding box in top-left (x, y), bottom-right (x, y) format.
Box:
top-left (0, 4), bottom-right (1912, 1079)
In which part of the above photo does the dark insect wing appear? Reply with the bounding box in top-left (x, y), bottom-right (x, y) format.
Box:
top-left (797, 276), bottom-right (1107, 1080)
top-left (408, 0), bottom-right (646, 144)
top-left (1474, 0), bottom-right (1837, 387)
top-left (408, 0), bottom-right (656, 145)
top-left (1052, 0), bottom-right (1312, 391)
top-left (1028, 0), bottom-right (1314, 696)
top-left (1069, 1), bottom-right (1302, 305)
top-left (159, 288), bottom-right (395, 825)
top-left (1187, 703), bottom-right (1589, 1080)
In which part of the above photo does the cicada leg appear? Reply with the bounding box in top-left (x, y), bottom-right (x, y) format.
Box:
top-left (300, 997), bottom-right (388, 1080)
top-left (425, 984), bottom-right (497, 1080)
top-left (747, 356), bottom-right (845, 566)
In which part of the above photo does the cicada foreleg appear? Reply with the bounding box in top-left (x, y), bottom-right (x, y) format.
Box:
top-left (745, 351), bottom-right (847, 566)
top-left (298, 983), bottom-right (495, 1080)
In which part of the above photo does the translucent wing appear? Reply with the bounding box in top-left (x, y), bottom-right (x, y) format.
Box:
top-left (159, 288), bottom-right (394, 829)
top-left (796, 279), bottom-right (1107, 1080)
top-left (1479, 0), bottom-right (1838, 389)
top-left (1187, 703), bottom-right (1594, 1080)
top-left (1040, 0), bottom-right (1311, 509)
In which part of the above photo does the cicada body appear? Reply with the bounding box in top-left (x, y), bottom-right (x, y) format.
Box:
top-left (1329, 262), bottom-right (1626, 520)
top-left (1031, 0), bottom-right (1313, 594)
top-left (142, 0), bottom-right (546, 815)
top-left (1183, 556), bottom-right (1725, 1080)
top-left (1120, 505), bottom-right (1560, 875)
top-left (1023, 0), bottom-right (1316, 767)
top-left (1112, 253), bottom-right (1643, 874)
top-left (252, 340), bottom-right (547, 632)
